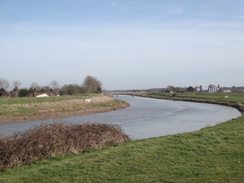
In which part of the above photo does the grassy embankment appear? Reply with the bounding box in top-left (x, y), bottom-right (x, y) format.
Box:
top-left (145, 93), bottom-right (244, 114)
top-left (0, 94), bottom-right (129, 123)
top-left (0, 93), bottom-right (243, 182)
top-left (147, 92), bottom-right (244, 103)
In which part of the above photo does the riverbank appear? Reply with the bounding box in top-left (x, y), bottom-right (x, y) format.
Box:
top-left (0, 93), bottom-right (243, 182)
top-left (137, 93), bottom-right (244, 115)
top-left (0, 94), bottom-right (130, 124)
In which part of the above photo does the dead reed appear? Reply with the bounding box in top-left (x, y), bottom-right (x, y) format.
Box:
top-left (0, 123), bottom-right (130, 171)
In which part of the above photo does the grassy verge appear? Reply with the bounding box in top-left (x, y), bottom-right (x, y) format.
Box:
top-left (0, 116), bottom-right (243, 182)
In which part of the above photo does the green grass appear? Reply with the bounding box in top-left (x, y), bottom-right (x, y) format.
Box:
top-left (0, 94), bottom-right (99, 117)
top-left (148, 92), bottom-right (244, 103)
top-left (0, 93), bottom-right (98, 105)
top-left (0, 116), bottom-right (243, 183)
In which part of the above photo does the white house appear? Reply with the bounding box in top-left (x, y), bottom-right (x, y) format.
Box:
top-left (36, 93), bottom-right (49, 97)
top-left (224, 90), bottom-right (231, 93)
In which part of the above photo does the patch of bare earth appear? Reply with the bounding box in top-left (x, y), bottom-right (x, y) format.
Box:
top-left (0, 96), bottom-right (130, 124)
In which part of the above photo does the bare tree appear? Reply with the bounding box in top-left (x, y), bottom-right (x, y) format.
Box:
top-left (42, 86), bottom-right (51, 93)
top-left (12, 80), bottom-right (22, 97)
top-left (50, 80), bottom-right (60, 94)
top-left (83, 75), bottom-right (102, 93)
top-left (61, 84), bottom-right (81, 95)
top-left (30, 82), bottom-right (41, 92)
top-left (12, 80), bottom-right (22, 90)
top-left (166, 85), bottom-right (175, 93)
top-left (0, 78), bottom-right (10, 91)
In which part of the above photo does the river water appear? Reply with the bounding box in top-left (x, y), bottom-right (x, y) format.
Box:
top-left (0, 95), bottom-right (242, 139)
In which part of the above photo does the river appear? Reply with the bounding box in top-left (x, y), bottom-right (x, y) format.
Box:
top-left (0, 95), bottom-right (241, 139)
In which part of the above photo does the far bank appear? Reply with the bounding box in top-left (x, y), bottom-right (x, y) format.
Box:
top-left (134, 92), bottom-right (244, 115)
top-left (0, 94), bottom-right (130, 124)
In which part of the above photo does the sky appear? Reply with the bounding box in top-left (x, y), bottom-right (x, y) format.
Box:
top-left (0, 0), bottom-right (244, 90)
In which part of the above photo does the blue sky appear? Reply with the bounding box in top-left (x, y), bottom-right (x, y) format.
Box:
top-left (0, 0), bottom-right (244, 90)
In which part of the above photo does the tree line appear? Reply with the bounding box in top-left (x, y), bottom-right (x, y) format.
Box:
top-left (0, 75), bottom-right (102, 97)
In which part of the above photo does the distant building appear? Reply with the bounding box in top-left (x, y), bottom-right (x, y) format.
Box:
top-left (197, 84), bottom-right (220, 93)
top-left (36, 93), bottom-right (49, 97)
top-left (208, 84), bottom-right (220, 93)
top-left (197, 85), bottom-right (208, 92)
top-left (29, 91), bottom-right (56, 97)
top-left (224, 90), bottom-right (231, 93)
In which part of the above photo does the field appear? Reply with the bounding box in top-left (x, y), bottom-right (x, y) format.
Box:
top-left (0, 94), bottom-right (129, 123)
top-left (0, 93), bottom-right (243, 182)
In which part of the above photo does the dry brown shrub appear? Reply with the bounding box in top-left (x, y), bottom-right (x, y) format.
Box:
top-left (0, 123), bottom-right (130, 171)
